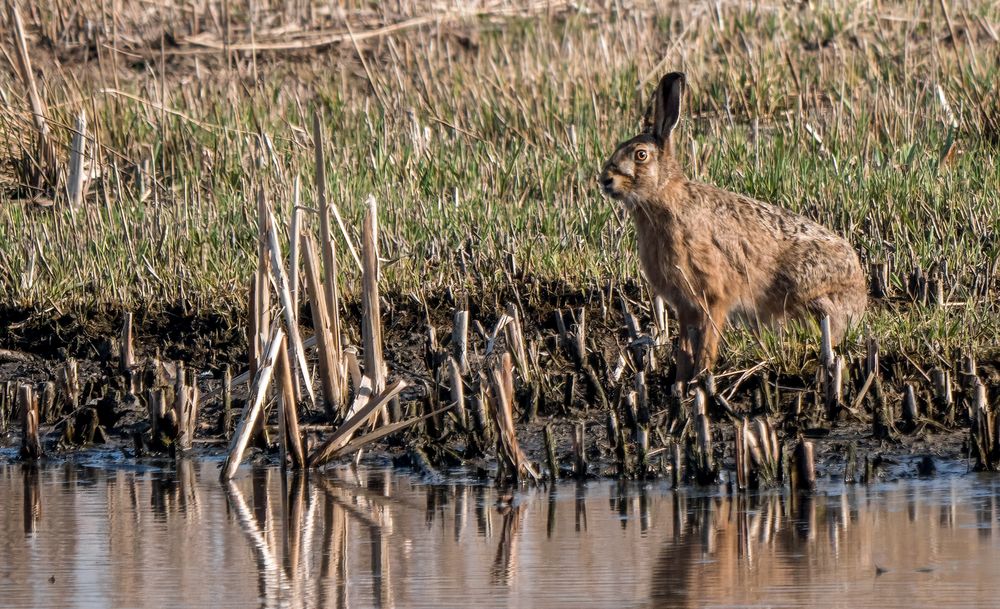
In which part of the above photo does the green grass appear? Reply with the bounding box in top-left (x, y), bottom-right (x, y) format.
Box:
top-left (0, 1), bottom-right (998, 372)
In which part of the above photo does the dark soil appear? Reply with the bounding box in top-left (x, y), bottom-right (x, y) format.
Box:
top-left (0, 283), bottom-right (993, 486)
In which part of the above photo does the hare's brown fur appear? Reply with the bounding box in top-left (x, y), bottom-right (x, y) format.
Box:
top-left (600, 73), bottom-right (866, 382)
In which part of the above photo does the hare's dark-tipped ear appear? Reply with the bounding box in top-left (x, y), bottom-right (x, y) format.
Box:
top-left (642, 72), bottom-right (685, 142)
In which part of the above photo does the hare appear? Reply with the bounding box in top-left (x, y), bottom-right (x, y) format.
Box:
top-left (599, 72), bottom-right (866, 383)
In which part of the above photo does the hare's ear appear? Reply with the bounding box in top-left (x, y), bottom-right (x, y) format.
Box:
top-left (643, 72), bottom-right (685, 142)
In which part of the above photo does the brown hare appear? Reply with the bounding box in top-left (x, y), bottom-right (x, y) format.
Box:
top-left (600, 72), bottom-right (866, 383)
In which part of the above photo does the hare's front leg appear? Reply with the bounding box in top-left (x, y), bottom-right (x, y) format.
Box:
top-left (673, 310), bottom-right (697, 383)
top-left (676, 305), bottom-right (727, 383)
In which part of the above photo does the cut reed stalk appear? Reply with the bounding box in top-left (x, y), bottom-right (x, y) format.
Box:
top-left (18, 384), bottom-right (42, 460)
top-left (277, 336), bottom-right (306, 469)
top-left (971, 379), bottom-right (996, 471)
top-left (791, 440), bottom-right (817, 493)
top-left (504, 303), bottom-right (529, 379)
top-left (67, 111), bottom-right (87, 210)
top-left (222, 366), bottom-right (233, 440)
top-left (652, 295), bottom-right (669, 346)
top-left (172, 370), bottom-right (198, 451)
top-left (452, 309), bottom-right (470, 375)
top-left (120, 312), bottom-right (134, 373)
top-left (901, 383), bottom-right (918, 433)
top-left (264, 201), bottom-right (315, 406)
top-left (692, 387), bottom-right (716, 485)
top-left (288, 176), bottom-right (302, 309)
top-left (361, 195), bottom-right (388, 422)
top-left (303, 235), bottom-right (344, 416)
top-left (447, 356), bottom-right (467, 429)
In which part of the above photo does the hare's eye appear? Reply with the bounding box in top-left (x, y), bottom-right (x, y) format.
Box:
top-left (634, 149), bottom-right (648, 162)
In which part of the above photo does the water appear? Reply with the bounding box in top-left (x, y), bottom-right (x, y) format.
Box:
top-left (2, 460), bottom-right (1000, 609)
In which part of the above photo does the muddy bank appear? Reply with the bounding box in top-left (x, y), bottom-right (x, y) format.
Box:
top-left (0, 284), bottom-right (990, 486)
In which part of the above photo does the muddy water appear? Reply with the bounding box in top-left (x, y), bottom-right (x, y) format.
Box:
top-left (2, 460), bottom-right (1000, 609)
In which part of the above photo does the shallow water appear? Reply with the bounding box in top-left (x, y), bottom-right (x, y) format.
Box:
top-left (2, 460), bottom-right (1000, 609)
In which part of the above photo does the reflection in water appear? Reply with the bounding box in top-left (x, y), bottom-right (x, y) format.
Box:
top-left (22, 465), bottom-right (40, 535)
top-left (3, 463), bottom-right (1000, 609)
top-left (491, 500), bottom-right (523, 585)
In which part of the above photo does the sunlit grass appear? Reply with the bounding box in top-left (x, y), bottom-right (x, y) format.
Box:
top-left (0, 0), bottom-right (997, 373)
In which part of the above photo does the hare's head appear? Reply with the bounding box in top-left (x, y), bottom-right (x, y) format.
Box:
top-left (600, 72), bottom-right (686, 207)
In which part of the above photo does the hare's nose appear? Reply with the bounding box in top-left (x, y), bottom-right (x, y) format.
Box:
top-left (600, 175), bottom-right (614, 189)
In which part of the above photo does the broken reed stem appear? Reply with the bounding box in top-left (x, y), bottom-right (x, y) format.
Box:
top-left (287, 178), bottom-right (304, 404)
top-left (264, 200), bottom-right (315, 406)
top-left (504, 303), bottom-right (530, 379)
top-left (931, 367), bottom-right (953, 424)
top-left (692, 387), bottom-right (715, 485)
top-left (447, 356), bottom-right (467, 429)
top-left (312, 119), bottom-right (348, 412)
top-left (735, 418), bottom-right (748, 490)
top-left (251, 253), bottom-right (271, 448)
top-left (222, 326), bottom-right (285, 481)
top-left (222, 366), bottom-right (233, 440)
top-left (247, 278), bottom-right (260, 381)
top-left (453, 309), bottom-right (470, 375)
top-left (249, 201), bottom-right (272, 382)
top-left (488, 352), bottom-right (538, 483)
top-left (971, 379), bottom-right (996, 471)
top-left (303, 235), bottom-right (344, 417)
top-left (147, 388), bottom-right (166, 444)
top-left (735, 417), bottom-right (780, 490)
top-left (820, 316), bottom-right (840, 417)
top-left (901, 383), bottom-right (918, 432)
top-left (277, 335), bottom-right (306, 469)
top-left (120, 312), bottom-right (134, 373)
top-left (172, 368), bottom-right (198, 451)
top-left (791, 440), bottom-right (817, 493)
top-left (307, 379), bottom-right (407, 468)
top-left (288, 176), bottom-right (302, 309)
top-left (19, 384), bottom-right (42, 460)
top-left (361, 195), bottom-right (387, 422)
top-left (652, 295), bottom-right (669, 345)
top-left (67, 111), bottom-right (87, 210)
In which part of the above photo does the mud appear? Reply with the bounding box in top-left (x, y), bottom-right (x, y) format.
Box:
top-left (0, 282), bottom-right (988, 486)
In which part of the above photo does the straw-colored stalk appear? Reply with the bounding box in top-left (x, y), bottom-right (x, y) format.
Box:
top-left (222, 325), bottom-right (284, 480)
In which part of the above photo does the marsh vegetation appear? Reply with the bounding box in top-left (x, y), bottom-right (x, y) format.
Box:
top-left (0, 1), bottom-right (998, 479)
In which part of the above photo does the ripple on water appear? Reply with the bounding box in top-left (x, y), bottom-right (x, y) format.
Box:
top-left (1, 463), bottom-right (999, 609)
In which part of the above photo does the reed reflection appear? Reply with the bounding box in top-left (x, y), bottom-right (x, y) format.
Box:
top-left (491, 498), bottom-right (523, 586)
top-left (7, 463), bottom-right (999, 609)
top-left (22, 464), bottom-right (40, 535)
